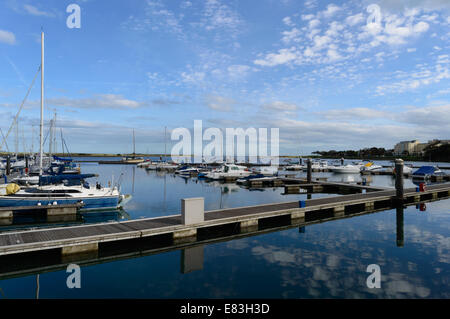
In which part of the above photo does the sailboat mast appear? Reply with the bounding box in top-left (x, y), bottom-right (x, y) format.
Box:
top-left (39, 31), bottom-right (44, 174)
top-left (164, 126), bottom-right (167, 162)
top-left (133, 129), bottom-right (135, 157)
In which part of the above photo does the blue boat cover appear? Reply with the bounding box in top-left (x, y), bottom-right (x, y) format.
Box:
top-left (39, 173), bottom-right (97, 186)
top-left (53, 155), bottom-right (73, 162)
top-left (412, 166), bottom-right (436, 176)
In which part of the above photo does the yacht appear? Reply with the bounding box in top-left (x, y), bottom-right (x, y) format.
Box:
top-left (205, 164), bottom-right (251, 180)
top-left (251, 166), bottom-right (279, 176)
top-left (0, 181), bottom-right (123, 211)
top-left (330, 164), bottom-right (361, 174)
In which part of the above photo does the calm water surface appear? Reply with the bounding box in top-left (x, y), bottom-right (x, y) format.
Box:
top-left (0, 160), bottom-right (448, 298)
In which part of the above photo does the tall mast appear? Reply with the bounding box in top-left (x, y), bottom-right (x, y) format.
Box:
top-left (133, 129), bottom-right (135, 157)
top-left (39, 31), bottom-right (44, 175)
top-left (164, 126), bottom-right (167, 162)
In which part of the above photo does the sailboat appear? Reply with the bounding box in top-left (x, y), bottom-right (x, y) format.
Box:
top-left (99, 129), bottom-right (144, 164)
top-left (0, 31), bottom-right (127, 211)
top-left (145, 126), bottom-right (178, 170)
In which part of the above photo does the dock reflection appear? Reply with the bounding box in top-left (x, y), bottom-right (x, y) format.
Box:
top-left (0, 208), bottom-right (130, 232)
top-left (0, 195), bottom-right (442, 282)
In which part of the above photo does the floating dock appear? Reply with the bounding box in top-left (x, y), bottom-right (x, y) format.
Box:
top-left (0, 203), bottom-right (83, 220)
top-left (0, 183), bottom-right (449, 258)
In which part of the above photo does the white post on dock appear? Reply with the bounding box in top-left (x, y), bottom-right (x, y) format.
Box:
top-left (181, 197), bottom-right (204, 225)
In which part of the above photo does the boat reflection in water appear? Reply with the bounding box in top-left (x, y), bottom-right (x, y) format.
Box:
top-left (0, 208), bottom-right (130, 232)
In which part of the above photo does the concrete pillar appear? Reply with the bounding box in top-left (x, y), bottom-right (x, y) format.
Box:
top-left (181, 246), bottom-right (204, 274)
top-left (62, 242), bottom-right (98, 255)
top-left (364, 202), bottom-right (374, 211)
top-left (307, 160), bottom-right (312, 183)
top-left (396, 206), bottom-right (404, 247)
top-left (173, 228), bottom-right (197, 239)
top-left (395, 159), bottom-right (404, 201)
top-left (47, 206), bottom-right (77, 216)
top-left (291, 210), bottom-right (305, 225)
top-left (0, 210), bottom-right (13, 219)
top-left (181, 197), bottom-right (204, 225)
top-left (0, 217), bottom-right (12, 225)
top-left (240, 218), bottom-right (258, 233)
top-left (333, 206), bottom-right (345, 217)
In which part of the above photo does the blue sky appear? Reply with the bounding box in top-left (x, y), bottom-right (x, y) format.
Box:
top-left (0, 0), bottom-right (449, 155)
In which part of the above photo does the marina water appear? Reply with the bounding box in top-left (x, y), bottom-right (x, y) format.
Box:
top-left (0, 158), bottom-right (448, 298)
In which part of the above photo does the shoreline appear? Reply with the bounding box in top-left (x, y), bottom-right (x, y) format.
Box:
top-left (0, 152), bottom-right (447, 163)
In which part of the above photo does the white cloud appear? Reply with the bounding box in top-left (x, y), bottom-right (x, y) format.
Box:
top-left (346, 13), bottom-right (364, 26)
top-left (282, 17), bottom-right (295, 26)
top-left (47, 94), bottom-right (145, 109)
top-left (227, 64), bottom-right (251, 78)
top-left (282, 28), bottom-right (301, 44)
top-left (316, 107), bottom-right (391, 120)
top-left (23, 4), bottom-right (54, 17)
top-left (181, 71), bottom-right (206, 83)
top-left (322, 4), bottom-right (342, 18)
top-left (254, 48), bottom-right (298, 66)
top-left (376, 56), bottom-right (449, 94)
top-left (202, 0), bottom-right (243, 36)
top-left (0, 30), bottom-right (16, 45)
top-left (205, 95), bottom-right (236, 112)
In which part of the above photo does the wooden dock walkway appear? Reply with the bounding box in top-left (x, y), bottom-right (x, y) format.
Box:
top-left (0, 183), bottom-right (449, 257)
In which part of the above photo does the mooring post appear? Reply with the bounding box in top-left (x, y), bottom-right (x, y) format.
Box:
top-left (395, 159), bottom-right (404, 202)
top-left (25, 156), bottom-right (29, 169)
top-left (6, 156), bottom-right (10, 176)
top-left (307, 159), bottom-right (312, 183)
top-left (396, 206), bottom-right (404, 247)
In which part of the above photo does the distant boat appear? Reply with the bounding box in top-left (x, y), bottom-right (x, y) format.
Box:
top-left (205, 164), bottom-right (251, 180)
top-left (330, 164), bottom-right (361, 174)
top-left (175, 165), bottom-right (199, 175)
top-left (412, 166), bottom-right (442, 180)
top-left (251, 166), bottom-right (279, 176)
top-left (99, 130), bottom-right (144, 164)
top-left (360, 162), bottom-right (383, 172)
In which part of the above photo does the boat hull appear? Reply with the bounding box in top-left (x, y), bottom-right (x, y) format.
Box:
top-left (0, 195), bottom-right (120, 211)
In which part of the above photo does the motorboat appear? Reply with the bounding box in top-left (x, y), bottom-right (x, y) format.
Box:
top-left (236, 174), bottom-right (275, 185)
top-left (205, 164), bottom-right (251, 180)
top-left (412, 166), bottom-right (442, 180)
top-left (285, 164), bottom-right (304, 170)
top-left (360, 162), bottom-right (383, 172)
top-left (330, 164), bottom-right (361, 174)
top-left (251, 166), bottom-right (279, 176)
top-left (175, 165), bottom-right (199, 175)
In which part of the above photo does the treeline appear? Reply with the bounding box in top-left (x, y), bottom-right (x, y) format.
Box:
top-left (423, 144), bottom-right (450, 162)
top-left (313, 145), bottom-right (450, 162)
